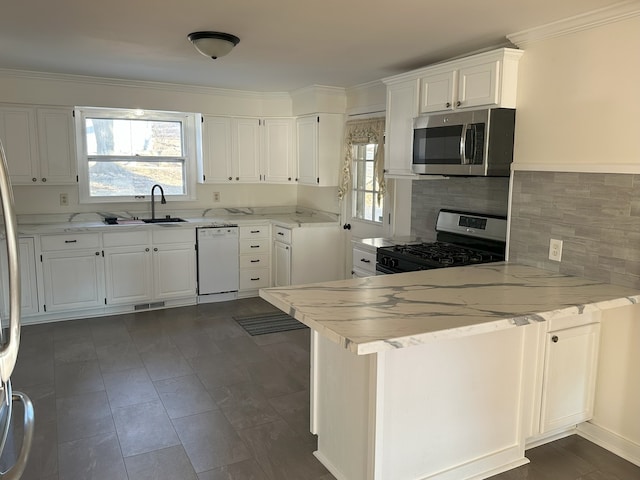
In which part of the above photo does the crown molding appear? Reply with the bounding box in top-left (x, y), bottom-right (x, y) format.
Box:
top-left (507, 0), bottom-right (640, 48)
top-left (0, 68), bottom-right (292, 100)
top-left (290, 84), bottom-right (346, 98)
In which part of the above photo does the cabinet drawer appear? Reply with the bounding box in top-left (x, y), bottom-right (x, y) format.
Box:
top-left (152, 228), bottom-right (195, 244)
top-left (240, 225), bottom-right (270, 239)
top-left (273, 226), bottom-right (292, 244)
top-left (40, 233), bottom-right (100, 251)
top-left (352, 247), bottom-right (376, 274)
top-left (239, 268), bottom-right (270, 290)
top-left (103, 230), bottom-right (149, 247)
top-left (239, 254), bottom-right (270, 269)
top-left (239, 239), bottom-right (269, 254)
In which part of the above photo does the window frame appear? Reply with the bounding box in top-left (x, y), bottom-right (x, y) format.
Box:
top-left (351, 142), bottom-right (383, 224)
top-left (75, 106), bottom-right (200, 204)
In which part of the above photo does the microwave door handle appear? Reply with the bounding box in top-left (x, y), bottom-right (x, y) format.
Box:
top-left (459, 124), bottom-right (467, 164)
top-left (461, 124), bottom-right (477, 165)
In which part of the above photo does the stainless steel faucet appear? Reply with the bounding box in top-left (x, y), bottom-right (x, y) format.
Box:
top-left (150, 184), bottom-right (166, 221)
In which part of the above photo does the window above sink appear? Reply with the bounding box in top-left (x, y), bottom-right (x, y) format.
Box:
top-left (75, 107), bottom-right (200, 204)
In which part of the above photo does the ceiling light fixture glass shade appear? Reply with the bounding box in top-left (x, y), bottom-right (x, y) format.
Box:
top-left (187, 31), bottom-right (240, 59)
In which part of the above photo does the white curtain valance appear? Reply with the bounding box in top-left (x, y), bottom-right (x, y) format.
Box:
top-left (337, 117), bottom-right (386, 202)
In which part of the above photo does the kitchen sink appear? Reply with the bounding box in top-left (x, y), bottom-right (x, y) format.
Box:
top-left (141, 217), bottom-right (186, 223)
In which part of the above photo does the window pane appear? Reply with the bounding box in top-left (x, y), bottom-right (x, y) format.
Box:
top-left (86, 118), bottom-right (183, 156)
top-left (351, 142), bottom-right (383, 224)
top-left (88, 160), bottom-right (185, 196)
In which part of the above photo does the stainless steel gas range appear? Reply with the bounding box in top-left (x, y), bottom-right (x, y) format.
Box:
top-left (376, 210), bottom-right (507, 274)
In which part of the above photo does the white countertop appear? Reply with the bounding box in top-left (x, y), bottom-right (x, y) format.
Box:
top-left (14, 209), bottom-right (339, 235)
top-left (259, 262), bottom-right (640, 355)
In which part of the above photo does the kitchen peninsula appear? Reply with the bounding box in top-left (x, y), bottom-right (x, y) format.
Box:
top-left (259, 263), bottom-right (640, 480)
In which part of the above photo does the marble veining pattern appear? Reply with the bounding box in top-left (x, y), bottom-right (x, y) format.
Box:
top-left (260, 263), bottom-right (640, 355)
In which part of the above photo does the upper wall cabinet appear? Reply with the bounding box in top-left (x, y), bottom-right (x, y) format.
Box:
top-left (418, 48), bottom-right (523, 114)
top-left (0, 105), bottom-right (77, 185)
top-left (199, 115), bottom-right (295, 184)
top-left (296, 113), bottom-right (344, 186)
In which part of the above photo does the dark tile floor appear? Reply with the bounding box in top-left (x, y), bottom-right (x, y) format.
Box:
top-left (4, 297), bottom-right (640, 479)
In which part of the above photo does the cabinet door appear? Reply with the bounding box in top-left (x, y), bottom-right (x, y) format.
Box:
top-left (152, 244), bottom-right (196, 300)
top-left (296, 115), bottom-right (318, 185)
top-left (419, 71), bottom-right (456, 114)
top-left (540, 323), bottom-right (601, 433)
top-left (0, 237), bottom-right (39, 317)
top-left (385, 80), bottom-right (419, 177)
top-left (273, 240), bottom-right (291, 287)
top-left (262, 118), bottom-right (295, 183)
top-left (104, 246), bottom-right (153, 305)
top-left (42, 250), bottom-right (104, 312)
top-left (457, 60), bottom-right (499, 109)
top-left (0, 106), bottom-right (39, 184)
top-left (200, 116), bottom-right (233, 183)
top-left (37, 107), bottom-right (77, 184)
top-left (233, 118), bottom-right (261, 183)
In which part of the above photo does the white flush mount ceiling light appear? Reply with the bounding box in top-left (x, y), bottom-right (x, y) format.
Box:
top-left (187, 31), bottom-right (240, 59)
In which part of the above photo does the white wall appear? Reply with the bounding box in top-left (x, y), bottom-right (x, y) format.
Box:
top-left (512, 15), bottom-right (640, 168)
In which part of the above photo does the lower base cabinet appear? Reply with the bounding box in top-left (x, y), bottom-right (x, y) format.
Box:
top-left (103, 229), bottom-right (196, 306)
top-left (272, 225), bottom-right (343, 287)
top-left (40, 233), bottom-right (105, 313)
top-left (0, 237), bottom-right (39, 317)
top-left (539, 321), bottom-right (600, 434)
top-left (526, 313), bottom-right (601, 442)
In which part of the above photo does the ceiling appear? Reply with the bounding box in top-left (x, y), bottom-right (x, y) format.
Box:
top-left (0, 0), bottom-right (627, 93)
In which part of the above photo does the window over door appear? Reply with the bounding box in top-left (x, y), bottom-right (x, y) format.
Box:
top-left (75, 107), bottom-right (199, 203)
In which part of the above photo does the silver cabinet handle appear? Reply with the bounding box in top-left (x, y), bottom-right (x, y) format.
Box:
top-left (360, 258), bottom-right (371, 263)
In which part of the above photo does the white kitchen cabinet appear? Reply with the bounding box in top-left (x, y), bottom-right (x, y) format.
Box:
top-left (272, 224), bottom-right (343, 286)
top-left (273, 240), bottom-right (291, 287)
top-left (539, 321), bottom-right (601, 434)
top-left (234, 117), bottom-right (262, 183)
top-left (262, 117), bottom-right (296, 183)
top-left (351, 243), bottom-right (377, 278)
top-left (296, 113), bottom-right (344, 186)
top-left (417, 49), bottom-right (522, 114)
top-left (0, 106), bottom-right (39, 184)
top-left (0, 237), bottom-right (39, 318)
top-left (0, 105), bottom-right (76, 185)
top-left (198, 115), bottom-right (233, 183)
top-left (383, 79), bottom-right (419, 178)
top-left (103, 230), bottom-right (153, 306)
top-left (238, 224), bottom-right (271, 296)
top-left (152, 243), bottom-right (197, 300)
top-left (103, 229), bottom-right (196, 306)
top-left (36, 107), bottom-right (77, 184)
top-left (40, 233), bottom-right (104, 312)
top-left (199, 116), bottom-right (295, 184)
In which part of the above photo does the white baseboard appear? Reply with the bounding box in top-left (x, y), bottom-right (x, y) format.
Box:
top-left (313, 450), bottom-right (348, 480)
top-left (578, 422), bottom-right (640, 467)
top-left (526, 427), bottom-right (577, 449)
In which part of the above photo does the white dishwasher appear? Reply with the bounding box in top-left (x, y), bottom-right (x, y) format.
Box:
top-left (196, 225), bottom-right (239, 302)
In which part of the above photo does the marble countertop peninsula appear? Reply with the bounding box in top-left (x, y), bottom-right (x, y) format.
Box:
top-left (259, 262), bottom-right (640, 355)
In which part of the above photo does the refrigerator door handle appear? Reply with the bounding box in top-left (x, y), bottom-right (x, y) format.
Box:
top-left (0, 391), bottom-right (34, 479)
top-left (0, 141), bottom-right (21, 384)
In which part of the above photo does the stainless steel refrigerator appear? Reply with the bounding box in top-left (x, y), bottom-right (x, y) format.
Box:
top-left (0, 138), bottom-right (35, 478)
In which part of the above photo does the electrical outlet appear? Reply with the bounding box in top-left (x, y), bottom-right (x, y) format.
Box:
top-left (549, 239), bottom-right (563, 262)
top-left (213, 192), bottom-right (220, 202)
top-left (60, 193), bottom-right (69, 206)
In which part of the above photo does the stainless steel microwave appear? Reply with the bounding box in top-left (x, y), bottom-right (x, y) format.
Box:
top-left (412, 108), bottom-right (515, 176)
